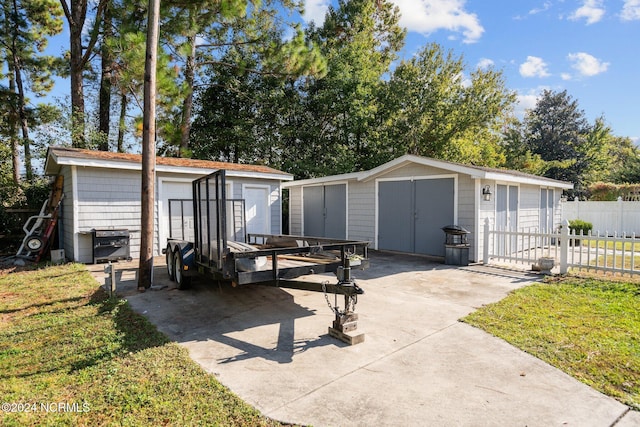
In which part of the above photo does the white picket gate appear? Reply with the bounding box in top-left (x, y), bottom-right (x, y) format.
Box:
top-left (483, 218), bottom-right (640, 276)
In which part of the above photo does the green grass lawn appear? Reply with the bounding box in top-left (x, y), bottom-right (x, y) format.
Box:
top-left (589, 254), bottom-right (640, 270)
top-left (463, 276), bottom-right (640, 410)
top-left (0, 263), bottom-right (287, 426)
top-left (585, 240), bottom-right (640, 252)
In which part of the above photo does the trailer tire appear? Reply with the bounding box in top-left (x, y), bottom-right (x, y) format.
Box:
top-left (173, 249), bottom-right (191, 290)
top-left (166, 244), bottom-right (175, 281)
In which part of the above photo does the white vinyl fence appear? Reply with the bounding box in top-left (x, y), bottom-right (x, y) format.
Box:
top-left (483, 219), bottom-right (640, 276)
top-left (562, 199), bottom-right (640, 236)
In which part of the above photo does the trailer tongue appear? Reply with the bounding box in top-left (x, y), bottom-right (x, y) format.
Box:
top-left (164, 170), bottom-right (369, 345)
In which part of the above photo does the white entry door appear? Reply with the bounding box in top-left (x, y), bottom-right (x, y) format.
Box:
top-left (243, 185), bottom-right (271, 236)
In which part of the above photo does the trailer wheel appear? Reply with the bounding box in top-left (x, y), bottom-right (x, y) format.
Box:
top-left (166, 244), bottom-right (175, 281)
top-left (173, 249), bottom-right (191, 290)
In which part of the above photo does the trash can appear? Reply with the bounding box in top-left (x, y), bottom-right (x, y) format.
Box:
top-left (442, 225), bottom-right (470, 266)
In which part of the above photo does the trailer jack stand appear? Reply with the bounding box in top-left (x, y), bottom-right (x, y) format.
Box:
top-left (329, 311), bottom-right (364, 345)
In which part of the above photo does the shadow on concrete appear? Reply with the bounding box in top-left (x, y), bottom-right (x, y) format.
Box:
top-left (94, 251), bottom-right (538, 367)
top-left (93, 259), bottom-right (348, 365)
top-left (177, 279), bottom-right (348, 365)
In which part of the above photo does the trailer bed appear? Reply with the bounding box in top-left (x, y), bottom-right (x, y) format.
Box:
top-left (164, 170), bottom-right (369, 345)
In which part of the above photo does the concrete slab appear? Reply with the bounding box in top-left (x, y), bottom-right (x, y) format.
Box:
top-left (87, 252), bottom-right (635, 426)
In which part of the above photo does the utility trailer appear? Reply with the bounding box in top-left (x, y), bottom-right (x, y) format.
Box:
top-left (164, 170), bottom-right (370, 344)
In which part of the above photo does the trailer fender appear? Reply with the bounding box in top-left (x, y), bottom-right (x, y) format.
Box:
top-left (166, 240), bottom-right (195, 275)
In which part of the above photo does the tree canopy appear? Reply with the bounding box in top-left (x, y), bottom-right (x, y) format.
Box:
top-left (1, 0), bottom-right (638, 193)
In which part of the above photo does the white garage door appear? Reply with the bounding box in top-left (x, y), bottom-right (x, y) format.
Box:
top-left (159, 180), bottom-right (194, 251)
top-left (243, 185), bottom-right (271, 235)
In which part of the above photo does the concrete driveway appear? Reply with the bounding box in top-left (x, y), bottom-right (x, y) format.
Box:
top-left (89, 252), bottom-right (637, 426)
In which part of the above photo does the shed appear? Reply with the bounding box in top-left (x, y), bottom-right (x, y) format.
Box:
top-left (284, 154), bottom-right (573, 263)
top-left (44, 146), bottom-right (293, 263)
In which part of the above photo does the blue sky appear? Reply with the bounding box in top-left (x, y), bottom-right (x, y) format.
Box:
top-left (303, 0), bottom-right (640, 143)
top-left (37, 1), bottom-right (639, 146)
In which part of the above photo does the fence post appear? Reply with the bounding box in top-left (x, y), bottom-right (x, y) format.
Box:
top-left (560, 219), bottom-right (569, 274)
top-left (618, 196), bottom-right (624, 235)
top-left (483, 218), bottom-right (490, 264)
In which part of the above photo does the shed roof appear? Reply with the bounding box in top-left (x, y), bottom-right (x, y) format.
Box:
top-left (44, 146), bottom-right (293, 181)
top-left (283, 154), bottom-right (573, 189)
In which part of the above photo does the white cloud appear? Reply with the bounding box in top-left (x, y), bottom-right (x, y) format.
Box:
top-left (514, 87), bottom-right (552, 119)
top-left (621, 0), bottom-right (640, 21)
top-left (561, 72), bottom-right (572, 80)
top-left (390, 0), bottom-right (484, 44)
top-left (529, 1), bottom-right (552, 15)
top-left (477, 58), bottom-right (494, 69)
top-left (302, 0), bottom-right (331, 24)
top-left (567, 52), bottom-right (609, 76)
top-left (514, 92), bottom-right (539, 119)
top-left (569, 0), bottom-right (605, 24)
top-left (519, 56), bottom-right (550, 78)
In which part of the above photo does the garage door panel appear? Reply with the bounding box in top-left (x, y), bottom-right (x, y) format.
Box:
top-left (303, 186), bottom-right (325, 237)
top-left (414, 179), bottom-right (454, 256)
top-left (379, 178), bottom-right (454, 257)
top-left (303, 185), bottom-right (347, 239)
top-left (378, 181), bottom-right (413, 252)
top-left (324, 184), bottom-right (346, 239)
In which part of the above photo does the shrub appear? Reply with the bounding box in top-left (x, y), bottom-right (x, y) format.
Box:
top-left (569, 219), bottom-right (593, 236)
top-left (587, 182), bottom-right (640, 201)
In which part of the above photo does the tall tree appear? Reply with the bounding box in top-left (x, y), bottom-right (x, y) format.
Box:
top-left (603, 135), bottom-right (640, 184)
top-left (499, 116), bottom-right (549, 175)
top-left (163, 0), bottom-right (323, 158)
top-left (525, 89), bottom-right (591, 184)
top-left (297, 0), bottom-right (405, 175)
top-left (97, 0), bottom-right (114, 150)
top-left (190, 38), bottom-right (294, 164)
top-left (381, 43), bottom-right (515, 166)
top-left (138, 0), bottom-right (160, 291)
top-left (0, 0), bottom-right (64, 182)
top-left (59, 0), bottom-right (107, 148)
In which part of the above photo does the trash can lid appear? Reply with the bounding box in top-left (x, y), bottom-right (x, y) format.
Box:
top-left (441, 225), bottom-right (470, 234)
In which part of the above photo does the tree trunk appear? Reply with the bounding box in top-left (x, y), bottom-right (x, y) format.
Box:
top-left (179, 32), bottom-right (197, 158)
top-left (13, 63), bottom-right (33, 181)
top-left (9, 0), bottom-right (32, 180)
top-left (138, 0), bottom-right (160, 291)
top-left (98, 1), bottom-right (113, 151)
top-left (68, 0), bottom-right (87, 148)
top-left (7, 65), bottom-right (20, 184)
top-left (62, 0), bottom-right (106, 148)
top-left (117, 92), bottom-right (128, 153)
top-left (11, 135), bottom-right (20, 184)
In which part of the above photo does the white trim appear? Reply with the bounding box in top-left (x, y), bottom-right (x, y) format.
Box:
top-left (283, 154), bottom-right (572, 189)
top-left (344, 181), bottom-right (349, 239)
top-left (278, 185), bottom-right (283, 235)
top-left (301, 186), bottom-right (305, 236)
top-left (474, 179), bottom-right (481, 262)
top-left (49, 155), bottom-right (293, 181)
top-left (71, 166), bottom-right (79, 262)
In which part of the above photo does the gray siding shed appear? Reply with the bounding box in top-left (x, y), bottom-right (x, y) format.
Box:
top-left (285, 155), bottom-right (572, 263)
top-left (44, 147), bottom-right (292, 263)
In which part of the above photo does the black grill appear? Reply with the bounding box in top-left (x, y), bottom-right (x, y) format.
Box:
top-left (92, 229), bottom-right (130, 264)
